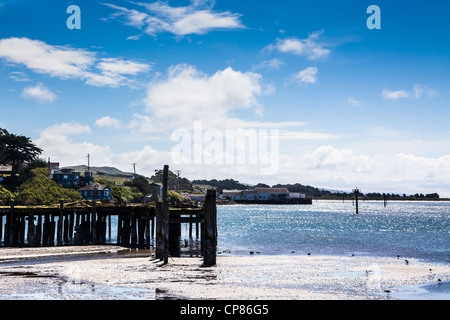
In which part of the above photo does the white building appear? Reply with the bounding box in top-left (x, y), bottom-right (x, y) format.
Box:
top-left (220, 187), bottom-right (305, 201)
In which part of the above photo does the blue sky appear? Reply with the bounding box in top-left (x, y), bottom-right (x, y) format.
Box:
top-left (1, 0), bottom-right (449, 196)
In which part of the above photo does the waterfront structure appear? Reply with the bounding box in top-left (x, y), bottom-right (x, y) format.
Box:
top-left (220, 187), bottom-right (305, 201)
top-left (186, 193), bottom-right (206, 203)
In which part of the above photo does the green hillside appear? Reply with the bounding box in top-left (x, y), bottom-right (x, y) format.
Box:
top-left (62, 165), bottom-right (134, 177)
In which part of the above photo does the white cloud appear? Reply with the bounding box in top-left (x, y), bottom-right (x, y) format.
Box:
top-left (0, 37), bottom-right (95, 79)
top-left (41, 123), bottom-right (91, 136)
top-left (382, 84), bottom-right (436, 101)
top-left (345, 97), bottom-right (361, 106)
top-left (143, 64), bottom-right (264, 130)
top-left (279, 130), bottom-right (339, 140)
top-left (291, 67), bottom-right (318, 85)
top-left (412, 84), bottom-right (437, 99)
top-left (382, 89), bottom-right (408, 100)
top-left (8, 71), bottom-right (30, 82)
top-left (95, 116), bottom-right (122, 129)
top-left (21, 82), bottom-right (57, 103)
top-left (225, 118), bottom-right (305, 129)
top-left (253, 58), bottom-right (284, 71)
top-left (127, 113), bottom-right (158, 133)
top-left (102, 0), bottom-right (244, 37)
top-left (267, 31), bottom-right (330, 60)
top-left (36, 123), bottom-right (111, 166)
top-left (96, 58), bottom-right (151, 75)
top-left (0, 37), bottom-right (151, 88)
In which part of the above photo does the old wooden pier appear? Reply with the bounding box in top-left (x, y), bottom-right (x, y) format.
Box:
top-left (0, 167), bottom-right (218, 266)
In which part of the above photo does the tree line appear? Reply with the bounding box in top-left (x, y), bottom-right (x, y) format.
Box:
top-left (0, 127), bottom-right (443, 204)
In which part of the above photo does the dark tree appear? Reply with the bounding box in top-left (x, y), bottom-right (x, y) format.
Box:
top-left (0, 128), bottom-right (43, 187)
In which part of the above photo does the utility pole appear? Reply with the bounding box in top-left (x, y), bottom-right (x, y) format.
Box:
top-left (87, 154), bottom-right (90, 172)
top-left (132, 163), bottom-right (137, 177)
top-left (175, 169), bottom-right (181, 192)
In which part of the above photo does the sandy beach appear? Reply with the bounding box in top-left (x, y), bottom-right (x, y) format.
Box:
top-left (0, 245), bottom-right (448, 300)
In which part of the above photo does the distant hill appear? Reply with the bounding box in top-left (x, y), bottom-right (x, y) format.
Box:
top-left (61, 165), bottom-right (134, 177)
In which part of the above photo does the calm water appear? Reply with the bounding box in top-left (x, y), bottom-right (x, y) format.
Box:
top-left (216, 201), bottom-right (450, 263)
top-left (3, 200), bottom-right (448, 264)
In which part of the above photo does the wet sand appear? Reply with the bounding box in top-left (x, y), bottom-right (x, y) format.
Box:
top-left (0, 245), bottom-right (448, 300)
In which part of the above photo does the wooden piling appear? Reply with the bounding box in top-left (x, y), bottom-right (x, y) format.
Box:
top-left (155, 202), bottom-right (163, 259)
top-left (203, 190), bottom-right (217, 267)
top-left (162, 165), bottom-right (169, 264)
top-left (137, 215), bottom-right (145, 249)
top-left (36, 214), bottom-right (42, 246)
top-left (91, 201), bottom-right (97, 243)
top-left (108, 214), bottom-right (111, 241)
top-left (352, 188), bottom-right (360, 215)
top-left (7, 200), bottom-right (15, 246)
top-left (130, 209), bottom-right (137, 248)
top-left (0, 214), bottom-right (3, 243)
top-left (117, 209), bottom-right (122, 245)
top-left (57, 200), bottom-right (64, 245)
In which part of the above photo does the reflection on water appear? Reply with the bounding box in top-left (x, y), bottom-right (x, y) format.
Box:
top-left (217, 201), bottom-right (450, 262)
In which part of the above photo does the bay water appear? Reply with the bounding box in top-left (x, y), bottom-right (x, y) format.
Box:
top-left (215, 200), bottom-right (449, 263)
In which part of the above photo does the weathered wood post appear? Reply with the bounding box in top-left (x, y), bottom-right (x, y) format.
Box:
top-left (353, 188), bottom-right (360, 215)
top-left (49, 214), bottom-right (56, 246)
top-left (155, 201), bottom-right (163, 259)
top-left (27, 214), bottom-right (36, 246)
top-left (151, 212), bottom-right (155, 240)
top-left (19, 215), bottom-right (25, 245)
top-left (145, 207), bottom-right (150, 248)
top-left (63, 213), bottom-right (69, 243)
top-left (7, 200), bottom-right (16, 246)
top-left (57, 200), bottom-right (64, 245)
top-left (130, 208), bottom-right (137, 248)
top-left (36, 214), bottom-right (42, 246)
top-left (117, 209), bottom-right (122, 245)
top-left (108, 214), bottom-right (112, 241)
top-left (137, 212), bottom-right (146, 249)
top-left (203, 190), bottom-right (217, 267)
top-left (122, 210), bottom-right (130, 246)
top-left (196, 217), bottom-right (199, 239)
top-left (0, 213), bottom-right (3, 243)
top-left (69, 212), bottom-right (74, 240)
top-left (162, 165), bottom-right (169, 264)
top-left (91, 200), bottom-right (97, 243)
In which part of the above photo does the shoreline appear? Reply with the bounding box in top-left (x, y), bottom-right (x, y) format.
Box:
top-left (0, 245), bottom-right (448, 300)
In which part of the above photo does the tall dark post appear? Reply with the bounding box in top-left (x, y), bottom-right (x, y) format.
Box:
top-left (203, 190), bottom-right (217, 267)
top-left (162, 165), bottom-right (169, 264)
top-left (91, 200), bottom-right (97, 243)
top-left (353, 188), bottom-right (360, 215)
top-left (155, 202), bottom-right (163, 260)
top-left (57, 200), bottom-right (64, 245)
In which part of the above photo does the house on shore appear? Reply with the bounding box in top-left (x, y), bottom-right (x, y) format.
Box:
top-left (186, 193), bottom-right (206, 203)
top-left (78, 182), bottom-right (112, 201)
top-left (150, 182), bottom-right (163, 198)
top-left (52, 168), bottom-right (81, 189)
